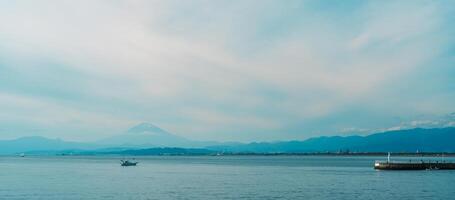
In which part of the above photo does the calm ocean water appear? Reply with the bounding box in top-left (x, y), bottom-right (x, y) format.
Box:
top-left (1, 155), bottom-right (454, 200)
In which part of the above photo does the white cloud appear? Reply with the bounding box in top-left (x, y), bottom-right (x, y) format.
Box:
top-left (0, 92), bottom-right (135, 140)
top-left (0, 1), bottom-right (453, 141)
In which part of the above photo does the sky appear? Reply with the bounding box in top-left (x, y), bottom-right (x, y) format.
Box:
top-left (0, 0), bottom-right (454, 142)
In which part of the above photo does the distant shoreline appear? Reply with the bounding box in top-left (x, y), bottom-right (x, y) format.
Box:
top-left (12, 152), bottom-right (455, 157)
top-left (214, 152), bottom-right (455, 157)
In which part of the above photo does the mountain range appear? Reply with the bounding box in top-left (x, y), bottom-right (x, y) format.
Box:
top-left (208, 128), bottom-right (455, 153)
top-left (0, 123), bottom-right (454, 155)
top-left (97, 123), bottom-right (192, 147)
top-left (0, 136), bottom-right (96, 155)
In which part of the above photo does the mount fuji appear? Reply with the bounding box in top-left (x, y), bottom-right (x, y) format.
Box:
top-left (97, 123), bottom-right (192, 147)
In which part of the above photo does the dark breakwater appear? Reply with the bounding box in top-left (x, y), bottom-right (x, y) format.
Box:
top-left (374, 161), bottom-right (455, 170)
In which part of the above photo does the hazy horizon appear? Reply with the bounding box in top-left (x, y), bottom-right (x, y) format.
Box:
top-left (2, 122), bottom-right (455, 144)
top-left (1, 0), bottom-right (454, 142)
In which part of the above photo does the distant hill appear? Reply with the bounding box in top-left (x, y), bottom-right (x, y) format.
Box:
top-left (105, 147), bottom-right (215, 155)
top-left (96, 123), bottom-right (235, 148)
top-left (0, 123), bottom-right (230, 154)
top-left (207, 128), bottom-right (455, 153)
top-left (0, 136), bottom-right (95, 155)
top-left (96, 123), bottom-right (192, 147)
top-left (1, 127), bottom-right (454, 155)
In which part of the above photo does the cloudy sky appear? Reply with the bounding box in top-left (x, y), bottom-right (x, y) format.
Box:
top-left (0, 0), bottom-right (454, 142)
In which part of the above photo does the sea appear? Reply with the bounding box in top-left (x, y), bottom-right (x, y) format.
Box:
top-left (1, 155), bottom-right (454, 200)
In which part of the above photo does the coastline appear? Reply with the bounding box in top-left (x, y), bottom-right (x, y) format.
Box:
top-left (4, 152), bottom-right (455, 157)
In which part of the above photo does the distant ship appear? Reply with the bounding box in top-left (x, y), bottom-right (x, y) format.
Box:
top-left (120, 159), bottom-right (138, 166)
top-left (19, 153), bottom-right (25, 157)
top-left (374, 153), bottom-right (455, 170)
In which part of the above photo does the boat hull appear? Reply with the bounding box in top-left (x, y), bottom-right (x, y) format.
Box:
top-left (121, 163), bottom-right (137, 166)
top-left (120, 160), bottom-right (138, 166)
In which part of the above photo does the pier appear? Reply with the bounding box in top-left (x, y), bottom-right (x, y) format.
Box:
top-left (374, 153), bottom-right (455, 170)
top-left (374, 161), bottom-right (455, 170)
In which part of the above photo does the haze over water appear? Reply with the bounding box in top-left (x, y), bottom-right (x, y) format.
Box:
top-left (1, 156), bottom-right (454, 200)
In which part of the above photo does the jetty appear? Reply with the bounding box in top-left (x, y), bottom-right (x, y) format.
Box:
top-left (374, 153), bottom-right (455, 170)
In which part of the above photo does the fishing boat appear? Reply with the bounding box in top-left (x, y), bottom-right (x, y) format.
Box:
top-left (120, 159), bottom-right (138, 166)
top-left (374, 153), bottom-right (455, 170)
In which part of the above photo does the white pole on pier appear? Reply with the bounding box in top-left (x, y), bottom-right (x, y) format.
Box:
top-left (387, 152), bottom-right (390, 163)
